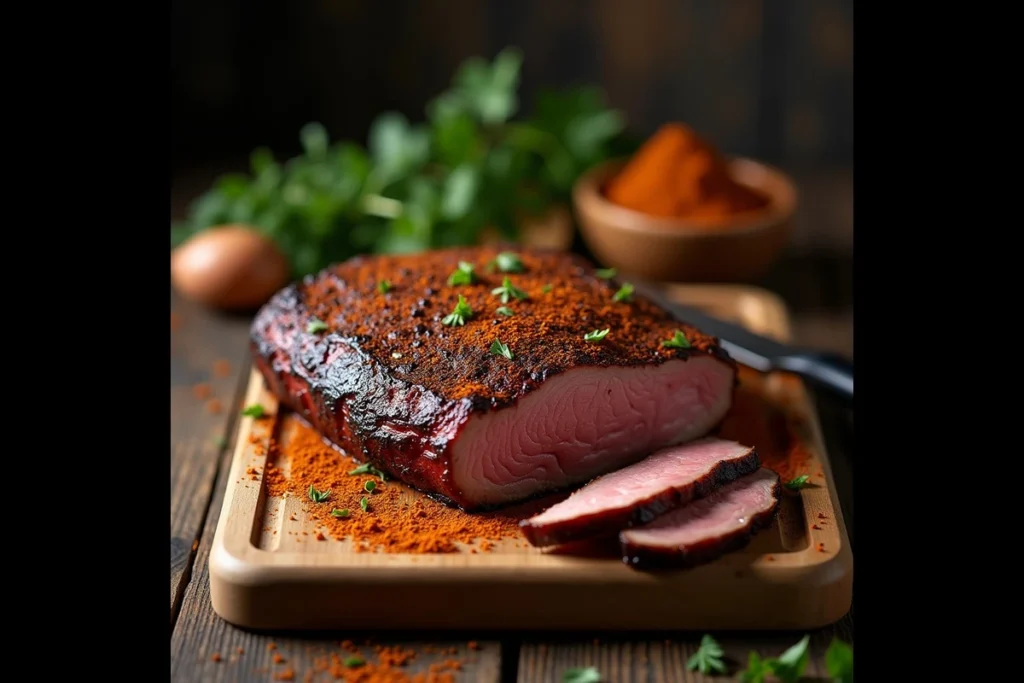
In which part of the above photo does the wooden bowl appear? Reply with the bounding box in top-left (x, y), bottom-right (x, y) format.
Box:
top-left (573, 158), bottom-right (797, 282)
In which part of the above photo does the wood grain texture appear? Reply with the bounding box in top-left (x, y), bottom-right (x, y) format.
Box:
top-left (207, 285), bottom-right (851, 632)
top-left (516, 611), bottom-right (853, 682)
top-left (170, 368), bottom-right (503, 683)
top-left (170, 291), bottom-right (254, 623)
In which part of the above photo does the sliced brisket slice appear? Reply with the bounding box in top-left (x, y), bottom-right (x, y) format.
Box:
top-left (619, 468), bottom-right (781, 570)
top-left (519, 438), bottom-right (759, 547)
top-left (250, 246), bottom-right (737, 510)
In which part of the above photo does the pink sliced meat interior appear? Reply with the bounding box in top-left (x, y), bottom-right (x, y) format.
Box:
top-left (620, 467), bottom-right (781, 570)
top-left (519, 438), bottom-right (760, 547)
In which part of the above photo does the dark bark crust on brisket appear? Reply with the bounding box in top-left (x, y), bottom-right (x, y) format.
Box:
top-left (619, 479), bottom-right (782, 571)
top-left (519, 447), bottom-right (761, 547)
top-left (249, 246), bottom-right (736, 510)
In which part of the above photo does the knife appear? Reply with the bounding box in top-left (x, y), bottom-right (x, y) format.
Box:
top-left (631, 281), bottom-right (854, 403)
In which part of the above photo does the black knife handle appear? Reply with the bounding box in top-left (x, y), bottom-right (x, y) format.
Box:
top-left (776, 351), bottom-right (854, 403)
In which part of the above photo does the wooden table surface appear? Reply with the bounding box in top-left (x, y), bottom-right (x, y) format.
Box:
top-left (170, 170), bottom-right (853, 683)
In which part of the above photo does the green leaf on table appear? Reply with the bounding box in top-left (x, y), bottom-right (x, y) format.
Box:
top-left (785, 474), bottom-right (811, 491)
top-left (739, 651), bottom-right (773, 683)
top-left (307, 485), bottom-right (331, 504)
top-left (241, 404), bottom-right (265, 418)
top-left (686, 634), bottom-right (727, 675)
top-left (348, 462), bottom-right (387, 481)
top-left (770, 635), bottom-right (810, 683)
top-left (562, 667), bottom-right (602, 683)
top-left (825, 638), bottom-right (853, 683)
top-left (440, 164), bottom-right (480, 220)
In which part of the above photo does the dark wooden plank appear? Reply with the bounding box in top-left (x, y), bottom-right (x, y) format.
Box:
top-left (170, 290), bottom-right (253, 623)
top-left (170, 365), bottom-right (504, 682)
top-left (517, 611), bottom-right (853, 683)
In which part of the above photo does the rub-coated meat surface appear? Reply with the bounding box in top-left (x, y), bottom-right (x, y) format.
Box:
top-left (519, 438), bottom-right (760, 547)
top-left (250, 246), bottom-right (737, 510)
top-left (619, 468), bottom-right (781, 570)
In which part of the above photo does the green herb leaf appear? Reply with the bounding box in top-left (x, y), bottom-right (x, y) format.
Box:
top-left (739, 651), bottom-right (773, 683)
top-left (492, 276), bottom-right (528, 304)
top-left (612, 282), bottom-right (634, 303)
top-left (348, 462), bottom-right (388, 481)
top-left (496, 306), bottom-right (514, 316)
top-left (307, 318), bottom-right (329, 334)
top-left (595, 267), bottom-right (617, 279)
top-left (364, 480), bottom-right (377, 493)
top-left (770, 635), bottom-right (810, 683)
top-left (308, 485), bottom-right (331, 504)
top-left (331, 508), bottom-right (350, 518)
top-left (440, 164), bottom-right (480, 220)
top-left (661, 330), bottom-right (691, 349)
top-left (542, 283), bottom-right (553, 293)
top-left (785, 474), bottom-right (811, 491)
top-left (686, 634), bottom-right (727, 675)
top-left (447, 260), bottom-right (477, 286)
top-left (241, 404), bottom-right (266, 418)
top-left (490, 339), bottom-right (514, 360)
top-left (360, 496), bottom-right (369, 512)
top-left (493, 251), bottom-right (525, 273)
top-left (825, 638), bottom-right (853, 683)
top-left (442, 294), bottom-right (475, 326)
top-left (377, 280), bottom-right (392, 294)
top-left (584, 329), bottom-right (610, 343)
top-left (343, 656), bottom-right (365, 668)
top-left (562, 667), bottom-right (602, 683)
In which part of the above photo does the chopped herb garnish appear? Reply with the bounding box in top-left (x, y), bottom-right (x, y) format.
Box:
top-left (307, 318), bottom-right (329, 334)
top-left (447, 260), bottom-right (477, 286)
top-left (348, 462), bottom-right (387, 481)
top-left (442, 294), bottom-right (474, 326)
top-left (739, 651), bottom-right (772, 683)
top-left (364, 480), bottom-right (377, 493)
top-left (331, 508), bottom-right (350, 518)
top-left (595, 267), bottom-right (617, 279)
top-left (785, 474), bottom-right (810, 491)
top-left (661, 330), bottom-right (691, 349)
top-left (687, 634), bottom-right (727, 675)
top-left (542, 283), bottom-right (553, 293)
top-left (584, 329), bottom-right (610, 343)
top-left (377, 280), bottom-right (392, 294)
top-left (489, 339), bottom-right (514, 360)
top-left (307, 485), bottom-right (331, 503)
top-left (493, 251), bottom-right (525, 273)
top-left (360, 496), bottom-right (369, 512)
top-left (563, 667), bottom-right (602, 683)
top-left (241, 404), bottom-right (266, 418)
top-left (769, 635), bottom-right (810, 683)
top-left (492, 276), bottom-right (528, 303)
top-left (611, 282), bottom-right (634, 303)
top-left (825, 637), bottom-right (853, 683)
top-left (495, 306), bottom-right (514, 316)
top-left (343, 656), bottom-right (365, 668)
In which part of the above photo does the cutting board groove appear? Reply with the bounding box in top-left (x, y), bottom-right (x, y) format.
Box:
top-left (209, 285), bottom-right (852, 631)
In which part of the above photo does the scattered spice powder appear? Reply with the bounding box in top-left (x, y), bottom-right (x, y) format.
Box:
top-left (604, 122), bottom-right (770, 221)
top-left (210, 653), bottom-right (222, 663)
top-left (812, 524), bottom-right (822, 530)
top-left (191, 383), bottom-right (212, 400)
top-left (213, 359), bottom-right (232, 378)
top-left (206, 399), bottom-right (223, 414)
top-left (718, 367), bottom-right (813, 482)
top-left (274, 668), bottom-right (295, 681)
top-left (273, 653), bottom-right (286, 664)
top-left (468, 642), bottom-right (480, 651)
top-left (263, 416), bottom-right (525, 553)
top-left (268, 643), bottom-right (278, 651)
top-left (236, 647), bottom-right (245, 655)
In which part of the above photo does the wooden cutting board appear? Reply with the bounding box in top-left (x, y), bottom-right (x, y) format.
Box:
top-left (209, 285), bottom-right (852, 631)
